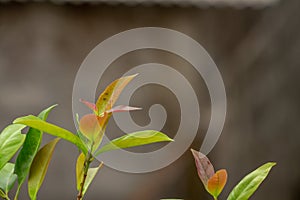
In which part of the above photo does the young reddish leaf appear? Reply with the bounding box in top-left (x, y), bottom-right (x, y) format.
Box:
top-left (79, 114), bottom-right (102, 140)
top-left (106, 105), bottom-right (141, 113)
top-left (79, 105), bottom-right (140, 149)
top-left (207, 169), bottom-right (228, 198)
top-left (96, 74), bottom-right (137, 115)
top-left (191, 149), bottom-right (215, 187)
top-left (80, 99), bottom-right (98, 114)
top-left (78, 74), bottom-right (139, 152)
top-left (79, 113), bottom-right (110, 152)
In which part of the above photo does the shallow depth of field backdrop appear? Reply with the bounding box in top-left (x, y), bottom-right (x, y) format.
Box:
top-left (0, 0), bottom-right (299, 199)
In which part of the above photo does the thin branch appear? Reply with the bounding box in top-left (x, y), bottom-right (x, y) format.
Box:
top-left (77, 151), bottom-right (93, 200)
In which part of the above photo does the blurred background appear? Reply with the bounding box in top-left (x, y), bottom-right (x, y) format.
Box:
top-left (1, 0), bottom-right (300, 199)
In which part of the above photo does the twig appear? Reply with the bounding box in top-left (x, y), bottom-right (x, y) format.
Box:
top-left (77, 151), bottom-right (93, 200)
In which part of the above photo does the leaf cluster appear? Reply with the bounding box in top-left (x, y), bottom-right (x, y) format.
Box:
top-left (0, 75), bottom-right (173, 200)
top-left (190, 150), bottom-right (275, 200)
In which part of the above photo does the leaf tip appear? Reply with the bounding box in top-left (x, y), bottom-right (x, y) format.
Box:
top-left (51, 104), bottom-right (59, 108)
top-left (12, 117), bottom-right (22, 124)
top-left (190, 149), bottom-right (206, 159)
top-left (80, 99), bottom-right (98, 113)
top-left (264, 162), bottom-right (277, 169)
top-left (269, 162), bottom-right (277, 166)
top-left (261, 162), bottom-right (277, 169)
top-left (130, 73), bottom-right (139, 77)
top-left (190, 149), bottom-right (199, 159)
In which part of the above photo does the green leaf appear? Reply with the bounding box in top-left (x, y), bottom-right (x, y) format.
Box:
top-left (0, 163), bottom-right (17, 194)
top-left (76, 153), bottom-right (85, 191)
top-left (0, 124), bottom-right (26, 171)
top-left (28, 138), bottom-right (60, 200)
top-left (0, 189), bottom-right (7, 199)
top-left (82, 164), bottom-right (103, 197)
top-left (13, 115), bottom-right (87, 154)
top-left (76, 153), bottom-right (103, 198)
top-left (227, 162), bottom-right (276, 200)
top-left (14, 105), bottom-right (57, 198)
top-left (95, 130), bottom-right (173, 155)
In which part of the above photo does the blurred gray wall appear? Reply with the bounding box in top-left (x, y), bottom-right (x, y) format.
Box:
top-left (0, 0), bottom-right (300, 199)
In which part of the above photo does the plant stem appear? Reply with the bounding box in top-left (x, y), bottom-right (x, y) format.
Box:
top-left (14, 187), bottom-right (20, 200)
top-left (0, 190), bottom-right (10, 200)
top-left (77, 151), bottom-right (93, 200)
